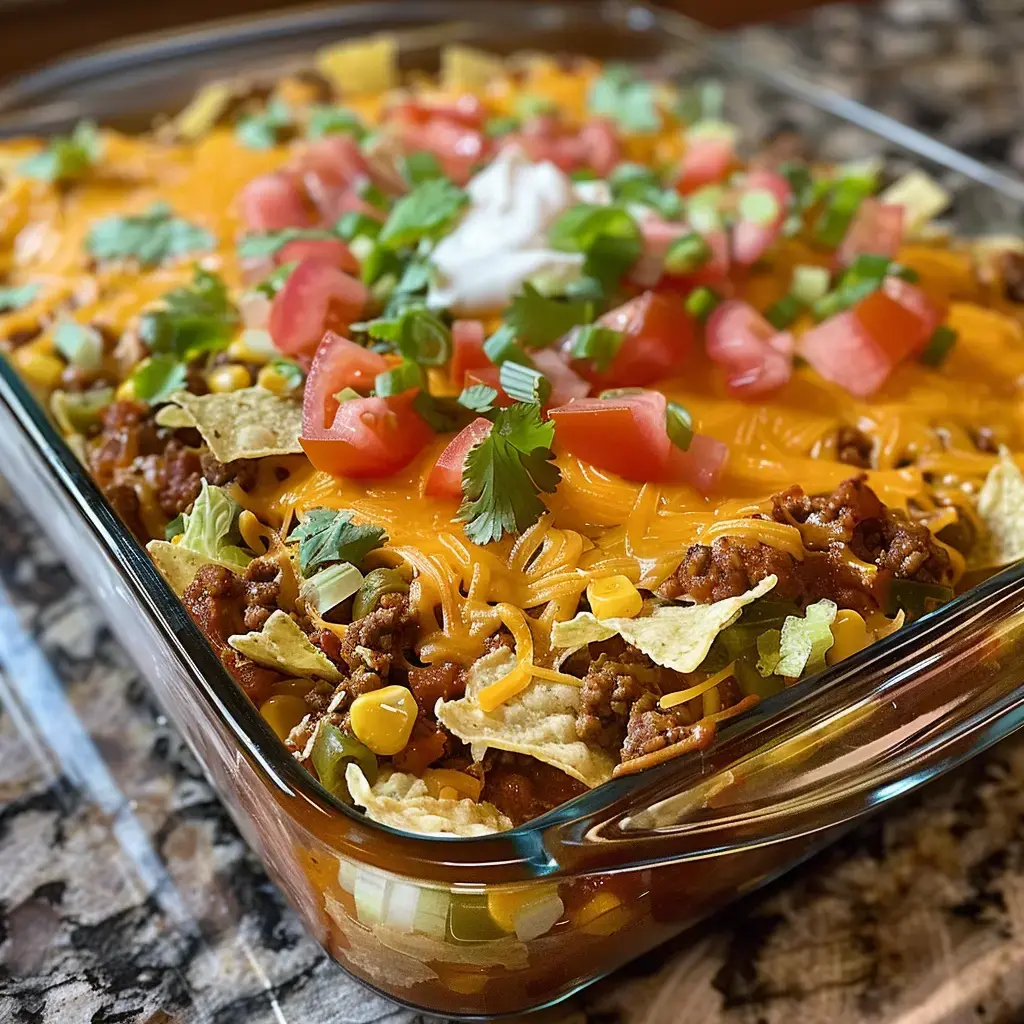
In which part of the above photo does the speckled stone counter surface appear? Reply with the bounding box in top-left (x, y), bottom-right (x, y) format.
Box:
top-left (4, 1), bottom-right (1024, 1022)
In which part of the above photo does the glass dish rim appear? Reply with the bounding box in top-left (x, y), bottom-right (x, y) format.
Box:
top-left (3, 0), bottom-right (1024, 871)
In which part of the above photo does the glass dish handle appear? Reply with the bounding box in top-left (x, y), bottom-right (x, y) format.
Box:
top-left (543, 565), bottom-right (1024, 870)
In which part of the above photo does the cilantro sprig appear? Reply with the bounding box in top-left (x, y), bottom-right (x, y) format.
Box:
top-left (504, 283), bottom-right (594, 349)
top-left (21, 121), bottom-right (102, 183)
top-left (377, 178), bottom-right (469, 250)
top-left (129, 355), bottom-right (188, 406)
top-left (139, 267), bottom-right (238, 362)
top-left (548, 204), bottom-right (643, 289)
top-left (87, 202), bottom-right (215, 267)
top-left (287, 508), bottom-right (388, 576)
top-left (457, 403), bottom-right (561, 545)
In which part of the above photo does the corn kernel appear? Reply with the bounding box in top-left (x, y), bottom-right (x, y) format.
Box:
top-left (207, 363), bottom-right (251, 393)
top-left (423, 768), bottom-right (483, 801)
top-left (256, 364), bottom-right (293, 396)
top-left (438, 786), bottom-right (460, 801)
top-left (13, 346), bottom-right (64, 389)
top-left (487, 884), bottom-right (558, 933)
top-left (827, 609), bottom-right (870, 666)
top-left (349, 684), bottom-right (417, 756)
top-left (115, 377), bottom-right (137, 402)
top-left (227, 328), bottom-right (277, 365)
top-left (259, 694), bottom-right (308, 740)
top-left (574, 891), bottom-right (627, 936)
top-left (587, 575), bottom-right (643, 619)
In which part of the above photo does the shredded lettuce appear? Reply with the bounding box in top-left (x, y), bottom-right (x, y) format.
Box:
top-left (756, 599), bottom-right (837, 678)
top-left (179, 480), bottom-right (251, 571)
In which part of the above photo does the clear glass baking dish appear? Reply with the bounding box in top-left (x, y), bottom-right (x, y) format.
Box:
top-left (4, 2), bottom-right (1024, 1016)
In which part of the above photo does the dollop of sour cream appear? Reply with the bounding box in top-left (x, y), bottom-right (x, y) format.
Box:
top-left (427, 146), bottom-right (585, 314)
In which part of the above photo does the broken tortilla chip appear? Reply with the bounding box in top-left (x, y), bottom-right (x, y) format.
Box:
top-left (146, 539), bottom-right (230, 596)
top-left (316, 35), bottom-right (397, 96)
top-left (551, 575), bottom-right (778, 674)
top-left (436, 648), bottom-right (616, 789)
top-left (229, 609), bottom-right (342, 682)
top-left (441, 45), bottom-right (506, 92)
top-left (346, 764), bottom-right (512, 837)
top-left (162, 388), bottom-right (303, 462)
top-left (975, 448), bottom-right (1024, 568)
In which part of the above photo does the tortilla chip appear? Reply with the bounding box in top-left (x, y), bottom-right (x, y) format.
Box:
top-left (551, 575), bottom-right (778, 674)
top-left (316, 35), bottom-right (397, 96)
top-left (147, 539), bottom-right (234, 596)
top-left (154, 405), bottom-right (196, 430)
top-left (975, 448), bottom-right (1024, 568)
top-left (441, 45), bottom-right (506, 92)
top-left (162, 388), bottom-right (303, 462)
top-left (174, 81), bottom-right (233, 140)
top-left (436, 649), bottom-right (616, 788)
top-left (229, 609), bottom-right (342, 682)
top-left (346, 764), bottom-right (512, 837)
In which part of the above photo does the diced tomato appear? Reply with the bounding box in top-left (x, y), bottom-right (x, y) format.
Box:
top-left (464, 366), bottom-right (514, 407)
top-left (238, 172), bottom-right (310, 232)
top-left (705, 299), bottom-right (794, 398)
top-left (676, 136), bottom-right (734, 195)
top-left (633, 216), bottom-right (688, 288)
top-left (392, 116), bottom-right (488, 185)
top-left (567, 291), bottom-right (695, 388)
top-left (731, 169), bottom-right (791, 266)
top-left (549, 390), bottom-right (726, 492)
top-left (506, 116), bottom-right (621, 177)
top-left (532, 349), bottom-right (591, 407)
top-left (851, 288), bottom-right (931, 363)
top-left (424, 417), bottom-right (493, 499)
top-left (451, 320), bottom-right (490, 387)
top-left (268, 258), bottom-right (369, 359)
top-left (302, 338), bottom-right (431, 478)
top-left (275, 237), bottom-right (359, 273)
top-left (796, 298), bottom-right (917, 398)
top-left (391, 94), bottom-right (486, 129)
top-left (298, 332), bottom-right (387, 429)
top-left (576, 119), bottom-right (622, 177)
top-left (297, 135), bottom-right (372, 218)
top-left (882, 276), bottom-right (947, 348)
top-left (837, 198), bottom-right (904, 266)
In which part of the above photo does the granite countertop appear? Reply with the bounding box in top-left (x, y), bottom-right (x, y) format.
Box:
top-left (4, 1), bottom-right (1024, 1021)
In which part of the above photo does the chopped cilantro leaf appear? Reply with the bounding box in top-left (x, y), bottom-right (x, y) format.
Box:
top-left (0, 283), bottom-right (40, 312)
top-left (306, 104), bottom-right (366, 141)
top-left (138, 267), bottom-right (238, 362)
top-left (548, 204), bottom-right (642, 288)
top-left (130, 355), bottom-right (188, 406)
top-left (237, 227), bottom-right (341, 259)
top-left (378, 178), bottom-right (469, 250)
top-left (400, 150), bottom-right (444, 186)
top-left (457, 403), bottom-right (561, 545)
top-left (458, 384), bottom-right (498, 414)
top-left (335, 211), bottom-right (382, 242)
top-left (20, 121), bottom-right (101, 183)
top-left (588, 65), bottom-right (660, 134)
top-left (504, 282), bottom-right (594, 349)
top-left (255, 261), bottom-right (298, 298)
top-left (608, 162), bottom-right (684, 220)
top-left (287, 507), bottom-right (387, 575)
top-left (86, 203), bottom-right (215, 266)
top-left (236, 99), bottom-right (293, 150)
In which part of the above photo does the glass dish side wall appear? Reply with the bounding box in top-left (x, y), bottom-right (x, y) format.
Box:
top-left (4, 3), bottom-right (1024, 1016)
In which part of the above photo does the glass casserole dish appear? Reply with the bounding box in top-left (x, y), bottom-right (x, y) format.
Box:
top-left (4, 2), bottom-right (1024, 1016)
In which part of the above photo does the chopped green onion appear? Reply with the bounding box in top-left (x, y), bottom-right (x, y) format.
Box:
top-left (665, 400), bottom-right (694, 452)
top-left (459, 384), bottom-right (498, 413)
top-left (790, 265), bottom-right (831, 306)
top-left (483, 324), bottom-right (531, 366)
top-left (738, 188), bottom-right (781, 227)
top-left (687, 185), bottom-right (725, 234)
top-left (374, 360), bottom-right (423, 396)
top-left (300, 561), bottom-right (365, 616)
top-left (568, 324), bottom-right (624, 373)
top-left (814, 175), bottom-right (875, 248)
top-left (920, 325), bottom-right (958, 368)
top-left (664, 233), bottom-right (711, 275)
top-left (765, 294), bottom-right (802, 330)
top-left (844, 253), bottom-right (892, 282)
top-left (685, 286), bottom-right (720, 321)
top-left (812, 277), bottom-right (879, 321)
top-left (53, 320), bottom-right (104, 371)
top-left (311, 722), bottom-right (377, 802)
top-left (498, 361), bottom-right (551, 406)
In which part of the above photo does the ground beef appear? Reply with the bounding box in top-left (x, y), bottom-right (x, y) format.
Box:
top-left (406, 662), bottom-right (466, 718)
top-left (392, 721), bottom-right (450, 775)
top-left (482, 630), bottom-right (515, 656)
top-left (221, 648), bottom-right (281, 707)
top-left (836, 425), bottom-right (874, 469)
top-left (104, 483), bottom-right (148, 543)
top-left (620, 692), bottom-right (702, 763)
top-left (970, 426), bottom-right (1000, 455)
top-left (482, 753), bottom-right (588, 826)
top-left (660, 476), bottom-right (953, 613)
top-left (576, 650), bottom-right (662, 751)
top-left (241, 556), bottom-right (283, 631)
top-left (88, 400), bottom-right (162, 487)
top-left (155, 440), bottom-right (203, 518)
top-left (338, 592), bottom-right (417, 676)
top-left (200, 451), bottom-right (259, 492)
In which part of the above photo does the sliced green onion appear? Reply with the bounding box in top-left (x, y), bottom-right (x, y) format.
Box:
top-left (685, 286), bottom-right (720, 321)
top-left (569, 324), bottom-right (624, 373)
top-left (765, 294), bottom-right (802, 330)
top-left (310, 722), bottom-right (378, 802)
top-left (356, 178), bottom-right (390, 211)
top-left (498, 361), bottom-right (551, 405)
top-left (665, 400), bottom-right (694, 452)
top-left (686, 185), bottom-right (725, 234)
top-left (844, 253), bottom-right (892, 282)
top-left (920, 325), bottom-right (958, 368)
top-left (352, 567), bottom-right (410, 620)
top-left (483, 324), bottom-right (531, 366)
top-left (53, 320), bottom-right (103, 371)
top-left (664, 232), bottom-right (711, 275)
top-left (300, 561), bottom-right (364, 615)
top-left (458, 384), bottom-right (498, 413)
top-left (374, 360), bottom-right (423, 396)
top-left (790, 265), bottom-right (831, 306)
top-left (814, 175), bottom-right (874, 248)
top-left (738, 188), bottom-right (781, 227)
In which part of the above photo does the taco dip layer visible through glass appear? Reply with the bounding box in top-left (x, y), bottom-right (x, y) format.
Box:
top-left (5, 3), bottom-right (1024, 1016)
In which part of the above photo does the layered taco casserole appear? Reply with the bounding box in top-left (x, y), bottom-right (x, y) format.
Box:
top-left (2, 39), bottom-right (1024, 838)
